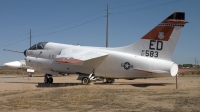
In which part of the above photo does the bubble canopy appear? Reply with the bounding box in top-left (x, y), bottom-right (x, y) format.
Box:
top-left (28, 42), bottom-right (48, 50)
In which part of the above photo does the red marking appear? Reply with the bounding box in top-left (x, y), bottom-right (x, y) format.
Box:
top-left (162, 19), bottom-right (187, 24)
top-left (141, 18), bottom-right (187, 41)
top-left (141, 25), bottom-right (174, 41)
top-left (56, 57), bottom-right (82, 64)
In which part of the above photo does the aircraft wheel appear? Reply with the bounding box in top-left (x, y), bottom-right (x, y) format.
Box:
top-left (44, 77), bottom-right (49, 83)
top-left (49, 77), bottom-right (53, 83)
top-left (106, 78), bottom-right (115, 83)
top-left (29, 73), bottom-right (33, 77)
top-left (82, 77), bottom-right (90, 85)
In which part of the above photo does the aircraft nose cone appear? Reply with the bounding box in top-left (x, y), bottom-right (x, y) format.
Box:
top-left (4, 61), bottom-right (21, 68)
top-left (24, 50), bottom-right (27, 57)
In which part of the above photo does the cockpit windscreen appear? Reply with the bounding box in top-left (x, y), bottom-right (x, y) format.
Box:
top-left (28, 42), bottom-right (48, 50)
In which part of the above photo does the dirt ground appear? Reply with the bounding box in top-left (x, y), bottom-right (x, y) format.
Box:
top-left (0, 74), bottom-right (199, 112)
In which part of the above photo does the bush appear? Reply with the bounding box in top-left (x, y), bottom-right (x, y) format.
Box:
top-left (196, 71), bottom-right (200, 75)
top-left (181, 72), bottom-right (185, 76)
top-left (191, 71), bottom-right (195, 75)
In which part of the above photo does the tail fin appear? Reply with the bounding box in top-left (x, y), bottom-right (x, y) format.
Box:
top-left (116, 12), bottom-right (187, 60)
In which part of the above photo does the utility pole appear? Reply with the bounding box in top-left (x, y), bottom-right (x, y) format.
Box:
top-left (30, 29), bottom-right (32, 47)
top-left (106, 4), bottom-right (109, 47)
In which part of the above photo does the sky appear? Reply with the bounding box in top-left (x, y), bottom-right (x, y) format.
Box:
top-left (0, 0), bottom-right (200, 65)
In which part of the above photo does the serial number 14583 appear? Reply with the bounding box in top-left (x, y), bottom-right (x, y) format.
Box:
top-left (141, 50), bottom-right (158, 58)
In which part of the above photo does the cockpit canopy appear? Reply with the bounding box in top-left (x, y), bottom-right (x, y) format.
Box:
top-left (28, 42), bottom-right (48, 50)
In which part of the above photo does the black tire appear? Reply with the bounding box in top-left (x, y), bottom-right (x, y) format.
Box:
top-left (82, 77), bottom-right (90, 85)
top-left (106, 78), bottom-right (115, 83)
top-left (29, 74), bottom-right (33, 77)
top-left (49, 77), bottom-right (53, 83)
top-left (44, 77), bottom-right (49, 83)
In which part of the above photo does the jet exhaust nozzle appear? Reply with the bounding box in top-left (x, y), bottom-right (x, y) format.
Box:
top-left (170, 63), bottom-right (178, 77)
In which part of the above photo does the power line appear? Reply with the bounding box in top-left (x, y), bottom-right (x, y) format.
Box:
top-left (32, 9), bottom-right (104, 34)
top-left (110, 0), bottom-right (154, 9)
top-left (0, 10), bottom-right (105, 47)
top-left (0, 37), bottom-right (29, 48)
top-left (0, 9), bottom-right (104, 44)
top-left (0, 0), bottom-right (185, 47)
top-left (33, 16), bottom-right (105, 38)
top-left (111, 0), bottom-right (184, 15)
top-left (0, 16), bottom-right (104, 48)
top-left (0, 33), bottom-right (28, 45)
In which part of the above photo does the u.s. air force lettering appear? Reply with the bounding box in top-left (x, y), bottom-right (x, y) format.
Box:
top-left (121, 62), bottom-right (133, 70)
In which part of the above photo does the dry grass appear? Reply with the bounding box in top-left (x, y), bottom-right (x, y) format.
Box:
top-left (0, 67), bottom-right (41, 75)
top-left (0, 68), bottom-right (200, 111)
top-left (0, 86), bottom-right (199, 112)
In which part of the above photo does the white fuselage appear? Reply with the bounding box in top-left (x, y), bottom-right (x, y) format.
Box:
top-left (25, 42), bottom-right (176, 79)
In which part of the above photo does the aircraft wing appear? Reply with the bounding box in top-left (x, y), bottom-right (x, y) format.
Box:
top-left (56, 48), bottom-right (108, 64)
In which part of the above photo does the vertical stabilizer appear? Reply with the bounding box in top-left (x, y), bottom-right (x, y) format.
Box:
top-left (115, 12), bottom-right (187, 60)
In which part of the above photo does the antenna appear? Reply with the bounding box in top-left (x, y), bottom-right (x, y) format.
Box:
top-left (106, 4), bottom-right (109, 47)
top-left (30, 29), bottom-right (32, 47)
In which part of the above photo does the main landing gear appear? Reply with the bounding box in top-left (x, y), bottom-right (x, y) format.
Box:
top-left (105, 78), bottom-right (115, 83)
top-left (81, 77), bottom-right (115, 85)
top-left (43, 73), bottom-right (115, 85)
top-left (81, 73), bottom-right (95, 85)
top-left (79, 73), bottom-right (115, 85)
top-left (82, 77), bottom-right (90, 85)
top-left (44, 74), bottom-right (53, 83)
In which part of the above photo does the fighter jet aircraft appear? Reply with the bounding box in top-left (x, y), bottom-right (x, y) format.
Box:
top-left (4, 60), bottom-right (35, 77)
top-left (23, 12), bottom-right (187, 84)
